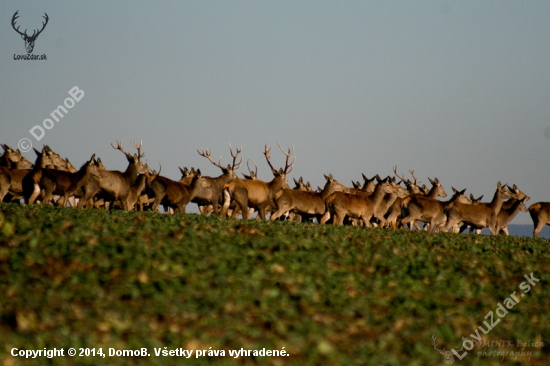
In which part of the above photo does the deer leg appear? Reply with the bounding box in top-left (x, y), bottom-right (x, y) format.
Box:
top-left (320, 210), bottom-right (331, 224)
top-left (28, 183), bottom-right (42, 204)
top-left (219, 188), bottom-right (232, 218)
top-left (257, 204), bottom-right (269, 220)
top-left (532, 217), bottom-right (546, 238)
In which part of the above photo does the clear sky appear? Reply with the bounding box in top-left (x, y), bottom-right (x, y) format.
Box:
top-left (1, 1), bottom-right (549, 223)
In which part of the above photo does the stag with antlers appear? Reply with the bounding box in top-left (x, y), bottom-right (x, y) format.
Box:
top-left (220, 143), bottom-right (294, 220)
top-left (78, 140), bottom-right (147, 210)
top-left (195, 143), bottom-right (243, 215)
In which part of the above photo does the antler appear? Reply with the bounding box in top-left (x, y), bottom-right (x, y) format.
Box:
top-left (262, 144), bottom-right (277, 175)
top-left (247, 159), bottom-right (258, 178)
top-left (393, 166), bottom-right (410, 185)
top-left (276, 142), bottom-right (295, 174)
top-left (131, 140), bottom-right (145, 160)
top-left (111, 140), bottom-right (132, 159)
top-left (409, 169), bottom-right (419, 185)
top-left (197, 147), bottom-right (224, 169)
top-left (431, 335), bottom-right (443, 352)
top-left (32, 13), bottom-right (49, 39)
top-left (11, 11), bottom-right (26, 37)
top-left (228, 143), bottom-right (243, 170)
top-left (11, 11), bottom-right (49, 39)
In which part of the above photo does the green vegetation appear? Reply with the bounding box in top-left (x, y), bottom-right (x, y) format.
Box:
top-left (0, 203), bottom-right (548, 365)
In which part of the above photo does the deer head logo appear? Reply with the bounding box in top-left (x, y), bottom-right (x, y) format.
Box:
top-left (431, 335), bottom-right (466, 364)
top-left (12, 11), bottom-right (49, 54)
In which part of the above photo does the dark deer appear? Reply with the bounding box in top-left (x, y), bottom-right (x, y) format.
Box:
top-left (12, 11), bottom-right (49, 53)
top-left (28, 155), bottom-right (100, 206)
top-left (148, 163), bottom-right (210, 214)
top-left (1, 147), bottom-right (52, 203)
top-left (78, 141), bottom-right (147, 210)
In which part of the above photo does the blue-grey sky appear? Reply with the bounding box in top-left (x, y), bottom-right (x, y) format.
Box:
top-left (2, 1), bottom-right (549, 223)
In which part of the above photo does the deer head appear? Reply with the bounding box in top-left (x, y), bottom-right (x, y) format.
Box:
top-left (12, 11), bottom-right (49, 54)
top-left (242, 159), bottom-right (258, 180)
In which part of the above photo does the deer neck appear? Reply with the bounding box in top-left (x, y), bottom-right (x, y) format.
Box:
top-left (34, 155), bottom-right (49, 169)
top-left (123, 163), bottom-right (141, 185)
top-left (320, 182), bottom-right (341, 200)
top-left (268, 176), bottom-right (286, 195)
top-left (370, 185), bottom-right (387, 206)
top-left (426, 185), bottom-right (439, 199)
top-left (488, 188), bottom-right (505, 213)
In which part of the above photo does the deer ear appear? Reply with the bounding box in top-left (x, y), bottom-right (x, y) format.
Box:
top-left (21, 34), bottom-right (26, 40)
top-left (196, 169), bottom-right (201, 177)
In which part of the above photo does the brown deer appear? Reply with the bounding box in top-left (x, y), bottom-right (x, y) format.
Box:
top-left (28, 155), bottom-right (100, 206)
top-left (392, 166), bottom-right (429, 230)
top-left (0, 145), bottom-right (22, 168)
top-left (465, 185), bottom-right (529, 234)
top-left (321, 177), bottom-right (398, 226)
top-left (529, 202), bottom-right (550, 238)
top-left (1, 147), bottom-right (52, 203)
top-left (78, 141), bottom-right (147, 210)
top-left (148, 164), bottom-right (210, 214)
top-left (399, 176), bottom-right (448, 231)
top-left (444, 182), bottom-right (512, 235)
top-left (195, 143), bottom-right (243, 215)
top-left (43, 145), bottom-right (77, 172)
top-left (372, 178), bottom-right (409, 227)
top-left (220, 143), bottom-right (295, 220)
top-left (270, 174), bottom-right (348, 222)
top-left (399, 187), bottom-right (469, 232)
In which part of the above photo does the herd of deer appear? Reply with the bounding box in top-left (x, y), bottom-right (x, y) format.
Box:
top-left (1, 141), bottom-right (549, 237)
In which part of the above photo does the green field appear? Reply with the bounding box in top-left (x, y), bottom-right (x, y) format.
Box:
top-left (0, 204), bottom-right (548, 365)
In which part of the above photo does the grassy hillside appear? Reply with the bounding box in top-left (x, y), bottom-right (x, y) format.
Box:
top-left (0, 204), bottom-right (549, 365)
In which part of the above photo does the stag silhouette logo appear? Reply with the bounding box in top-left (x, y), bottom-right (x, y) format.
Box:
top-left (11, 11), bottom-right (49, 54)
top-left (432, 335), bottom-right (466, 364)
